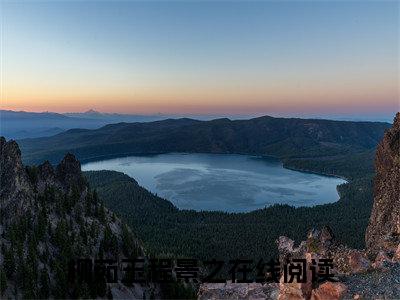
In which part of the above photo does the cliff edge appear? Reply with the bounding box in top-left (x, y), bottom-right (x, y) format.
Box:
top-left (365, 112), bottom-right (400, 254)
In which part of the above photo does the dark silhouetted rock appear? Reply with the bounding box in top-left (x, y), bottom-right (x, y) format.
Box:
top-left (56, 152), bottom-right (86, 193)
top-left (0, 137), bottom-right (32, 221)
top-left (37, 160), bottom-right (56, 192)
top-left (365, 112), bottom-right (400, 255)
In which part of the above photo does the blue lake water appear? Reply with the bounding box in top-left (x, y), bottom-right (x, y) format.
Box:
top-left (82, 153), bottom-right (346, 213)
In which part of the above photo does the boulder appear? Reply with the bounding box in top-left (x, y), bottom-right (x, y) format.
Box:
top-left (310, 282), bottom-right (348, 300)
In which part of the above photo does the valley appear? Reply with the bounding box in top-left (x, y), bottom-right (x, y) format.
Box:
top-left (84, 169), bottom-right (372, 262)
top-left (16, 115), bottom-right (388, 262)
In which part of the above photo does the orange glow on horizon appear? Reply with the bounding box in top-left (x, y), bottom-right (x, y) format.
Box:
top-left (2, 78), bottom-right (398, 115)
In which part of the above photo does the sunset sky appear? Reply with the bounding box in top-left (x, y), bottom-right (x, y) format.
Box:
top-left (1, 1), bottom-right (399, 117)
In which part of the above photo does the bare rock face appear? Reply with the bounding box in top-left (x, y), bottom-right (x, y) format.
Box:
top-left (306, 227), bottom-right (336, 256)
top-left (310, 282), bottom-right (347, 300)
top-left (0, 137), bottom-right (31, 195)
top-left (56, 152), bottom-right (87, 193)
top-left (37, 161), bottom-right (56, 192)
top-left (392, 244), bottom-right (400, 262)
top-left (278, 276), bottom-right (312, 300)
top-left (372, 251), bottom-right (391, 269)
top-left (277, 236), bottom-right (307, 270)
top-left (365, 112), bottom-right (400, 255)
top-left (347, 252), bottom-right (370, 273)
top-left (0, 137), bottom-right (33, 221)
top-left (0, 137), bottom-right (86, 201)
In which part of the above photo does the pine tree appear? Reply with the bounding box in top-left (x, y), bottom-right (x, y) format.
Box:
top-left (0, 266), bottom-right (7, 295)
top-left (122, 224), bottom-right (134, 256)
top-left (36, 207), bottom-right (48, 241)
top-left (26, 236), bottom-right (39, 294)
top-left (39, 268), bottom-right (50, 299)
top-left (53, 260), bottom-right (68, 299)
top-left (99, 203), bottom-right (107, 223)
top-left (3, 246), bottom-right (15, 278)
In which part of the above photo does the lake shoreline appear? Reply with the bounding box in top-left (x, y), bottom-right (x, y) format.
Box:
top-left (82, 152), bottom-right (346, 213)
top-left (79, 150), bottom-right (350, 182)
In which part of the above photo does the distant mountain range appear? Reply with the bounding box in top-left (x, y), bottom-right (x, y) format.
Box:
top-left (0, 109), bottom-right (169, 139)
top-left (2, 109), bottom-right (393, 140)
top-left (1, 109), bottom-right (251, 139)
top-left (64, 109), bottom-right (167, 122)
top-left (19, 115), bottom-right (392, 172)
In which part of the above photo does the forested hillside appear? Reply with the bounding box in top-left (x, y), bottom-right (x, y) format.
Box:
top-left (0, 138), bottom-right (146, 298)
top-left (19, 116), bottom-right (390, 175)
top-left (85, 169), bottom-right (374, 262)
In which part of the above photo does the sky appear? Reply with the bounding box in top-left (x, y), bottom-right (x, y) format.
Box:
top-left (1, 1), bottom-right (399, 118)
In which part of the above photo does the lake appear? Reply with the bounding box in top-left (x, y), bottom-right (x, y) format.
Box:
top-left (82, 153), bottom-right (346, 213)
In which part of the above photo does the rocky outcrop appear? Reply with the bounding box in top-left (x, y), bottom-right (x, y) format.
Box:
top-left (0, 137), bottom-right (158, 299)
top-left (35, 154), bottom-right (87, 195)
top-left (372, 250), bottom-right (391, 269)
top-left (0, 137), bottom-right (33, 221)
top-left (37, 160), bottom-right (56, 192)
top-left (0, 138), bottom-right (85, 199)
top-left (274, 114), bottom-right (400, 299)
top-left (393, 244), bottom-right (400, 262)
top-left (310, 282), bottom-right (347, 300)
top-left (365, 112), bottom-right (400, 255)
top-left (56, 153), bottom-right (86, 193)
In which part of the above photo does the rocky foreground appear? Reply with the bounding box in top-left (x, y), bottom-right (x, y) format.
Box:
top-left (198, 113), bottom-right (400, 300)
top-left (199, 228), bottom-right (400, 299)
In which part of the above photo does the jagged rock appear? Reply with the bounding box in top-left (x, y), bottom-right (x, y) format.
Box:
top-left (348, 252), bottom-right (370, 274)
top-left (0, 137), bottom-right (31, 196)
top-left (320, 226), bottom-right (335, 245)
top-left (37, 161), bottom-right (56, 192)
top-left (365, 112), bottom-right (400, 255)
top-left (0, 137), bottom-right (33, 221)
top-left (278, 257), bottom-right (315, 300)
top-left (56, 153), bottom-right (86, 193)
top-left (392, 244), bottom-right (400, 262)
top-left (277, 236), bottom-right (307, 271)
top-left (306, 226), bottom-right (335, 255)
top-left (232, 113), bottom-right (400, 300)
top-left (277, 236), bottom-right (295, 253)
top-left (310, 282), bottom-right (347, 300)
top-left (0, 137), bottom-right (153, 299)
top-left (278, 280), bottom-right (308, 300)
top-left (372, 251), bottom-right (391, 269)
